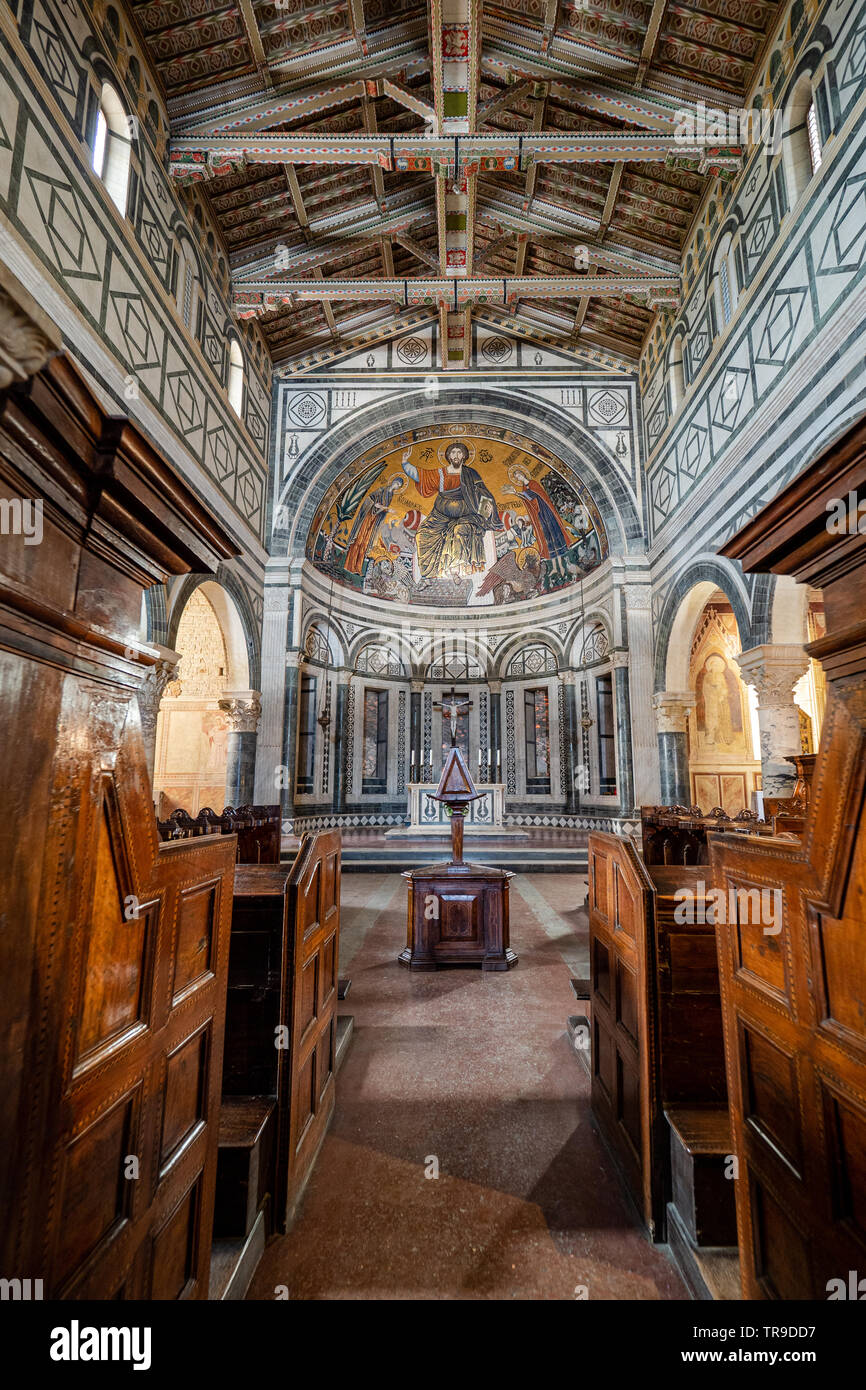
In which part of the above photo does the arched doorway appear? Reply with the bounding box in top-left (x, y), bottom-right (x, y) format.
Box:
top-left (153, 582), bottom-right (252, 816)
top-left (686, 591), bottom-right (761, 814)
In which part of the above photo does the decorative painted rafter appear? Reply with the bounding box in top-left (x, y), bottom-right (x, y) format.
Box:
top-left (274, 308), bottom-right (440, 371)
top-left (233, 275), bottom-right (680, 315)
top-left (169, 132), bottom-right (737, 180)
top-left (635, 0), bottom-right (668, 88)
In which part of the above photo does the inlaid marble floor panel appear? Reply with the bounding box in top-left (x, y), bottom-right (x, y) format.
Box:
top-left (248, 872), bottom-right (686, 1301)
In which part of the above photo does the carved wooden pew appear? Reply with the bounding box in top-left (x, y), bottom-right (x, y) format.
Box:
top-left (215, 830), bottom-right (342, 1242)
top-left (586, 822), bottom-right (740, 1288)
top-left (709, 416), bottom-right (866, 1300)
top-left (158, 804), bottom-right (282, 864)
top-left (0, 353), bottom-right (239, 1299)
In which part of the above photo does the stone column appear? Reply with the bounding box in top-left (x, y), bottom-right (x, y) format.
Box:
top-left (281, 650), bottom-right (302, 820)
top-left (219, 690), bottom-right (262, 807)
top-left (489, 678), bottom-right (502, 783)
top-left (332, 672), bottom-right (351, 815)
top-left (253, 577), bottom-right (292, 804)
top-left (558, 670), bottom-right (580, 813)
top-left (652, 691), bottom-right (696, 806)
top-left (736, 644), bottom-right (810, 797)
top-left (410, 679), bottom-right (423, 780)
top-left (136, 643), bottom-right (180, 788)
top-left (623, 582), bottom-right (661, 806)
top-left (612, 651), bottom-right (635, 816)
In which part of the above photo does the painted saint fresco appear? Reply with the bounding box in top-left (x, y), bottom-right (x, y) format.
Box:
top-left (308, 426), bottom-right (608, 607)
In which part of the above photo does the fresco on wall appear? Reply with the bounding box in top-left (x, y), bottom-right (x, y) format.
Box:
top-left (307, 425), bottom-right (607, 607)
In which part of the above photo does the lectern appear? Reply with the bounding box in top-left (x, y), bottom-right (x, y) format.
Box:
top-left (398, 746), bottom-right (517, 972)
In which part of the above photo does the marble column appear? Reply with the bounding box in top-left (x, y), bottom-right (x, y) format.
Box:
top-left (282, 651), bottom-right (302, 819)
top-left (253, 577), bottom-right (292, 805)
top-left (623, 582), bottom-right (661, 806)
top-left (332, 673), bottom-right (351, 815)
top-left (652, 691), bottom-right (696, 807)
top-left (135, 643), bottom-right (180, 789)
top-left (736, 644), bottom-right (810, 797)
top-left (410, 679), bottom-right (423, 781)
top-left (612, 651), bottom-right (635, 817)
top-left (219, 690), bottom-right (262, 807)
top-left (558, 671), bottom-right (580, 813)
top-left (489, 678), bottom-right (502, 784)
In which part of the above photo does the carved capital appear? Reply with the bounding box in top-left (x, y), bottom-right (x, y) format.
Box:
top-left (610, 650), bottom-right (629, 670)
top-left (218, 691), bottom-right (262, 734)
top-left (136, 645), bottom-right (181, 734)
top-left (487, 678), bottom-right (502, 695)
top-left (736, 644), bottom-right (809, 706)
top-left (652, 689), bottom-right (696, 734)
top-left (0, 263), bottom-right (62, 389)
top-left (411, 678), bottom-right (425, 694)
top-left (621, 582), bottom-right (652, 611)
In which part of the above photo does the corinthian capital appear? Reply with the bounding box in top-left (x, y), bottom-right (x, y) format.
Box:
top-left (652, 690), bottom-right (696, 734)
top-left (735, 644), bottom-right (809, 705)
top-left (218, 690), bottom-right (263, 733)
top-left (0, 263), bottom-right (62, 389)
top-left (137, 644), bottom-right (181, 731)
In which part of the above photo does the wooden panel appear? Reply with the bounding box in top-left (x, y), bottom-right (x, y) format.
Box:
top-left (713, 411), bottom-right (866, 1298)
top-left (276, 830), bottom-right (343, 1230)
top-left (0, 354), bottom-right (238, 1300)
top-left (587, 833), bottom-right (662, 1236)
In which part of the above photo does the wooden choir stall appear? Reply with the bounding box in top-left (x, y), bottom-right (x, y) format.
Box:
top-left (580, 415), bottom-right (866, 1300)
top-left (0, 350), bottom-right (342, 1300)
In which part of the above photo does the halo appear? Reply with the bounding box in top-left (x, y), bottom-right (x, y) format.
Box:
top-left (516, 545), bottom-right (540, 569)
top-left (437, 436), bottom-right (476, 469)
top-left (508, 463), bottom-right (531, 486)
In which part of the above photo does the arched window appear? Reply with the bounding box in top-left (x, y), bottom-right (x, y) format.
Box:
top-left (783, 74), bottom-right (821, 207)
top-left (176, 238), bottom-right (201, 338)
top-left (668, 333), bottom-right (686, 412)
top-left (806, 101), bottom-right (822, 174)
top-left (712, 232), bottom-right (738, 330)
top-left (227, 339), bottom-right (244, 416)
top-left (92, 82), bottom-right (131, 216)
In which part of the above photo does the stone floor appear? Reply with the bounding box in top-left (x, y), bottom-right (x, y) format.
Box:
top-left (248, 872), bottom-right (687, 1301)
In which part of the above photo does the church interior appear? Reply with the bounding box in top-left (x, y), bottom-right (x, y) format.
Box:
top-left (1, 0), bottom-right (865, 1328)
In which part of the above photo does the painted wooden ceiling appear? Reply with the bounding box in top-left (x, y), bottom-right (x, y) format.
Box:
top-left (128, 0), bottom-right (781, 368)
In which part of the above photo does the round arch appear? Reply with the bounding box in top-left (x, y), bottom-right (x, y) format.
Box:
top-left (494, 631), bottom-right (564, 680)
top-left (301, 615), bottom-right (347, 667)
top-left (653, 559), bottom-right (753, 692)
top-left (273, 385), bottom-right (644, 563)
top-left (168, 568), bottom-right (260, 688)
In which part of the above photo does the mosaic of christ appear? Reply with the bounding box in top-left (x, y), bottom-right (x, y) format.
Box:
top-left (308, 428), bottom-right (607, 607)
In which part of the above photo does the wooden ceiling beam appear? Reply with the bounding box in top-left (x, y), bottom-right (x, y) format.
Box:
top-left (636, 0), bottom-right (669, 87)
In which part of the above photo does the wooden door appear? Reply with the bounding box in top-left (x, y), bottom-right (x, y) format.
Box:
top-left (279, 830), bottom-right (341, 1229)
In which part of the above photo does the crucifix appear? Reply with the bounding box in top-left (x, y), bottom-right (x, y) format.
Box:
top-left (432, 686), bottom-right (473, 748)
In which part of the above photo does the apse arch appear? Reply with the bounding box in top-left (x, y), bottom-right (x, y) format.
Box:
top-left (653, 559), bottom-right (753, 693)
top-left (273, 385), bottom-right (643, 565)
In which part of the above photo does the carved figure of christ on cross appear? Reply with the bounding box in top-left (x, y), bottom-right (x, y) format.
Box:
top-left (433, 686), bottom-right (473, 748)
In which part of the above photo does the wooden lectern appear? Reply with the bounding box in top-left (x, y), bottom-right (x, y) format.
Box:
top-left (398, 746), bottom-right (517, 972)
